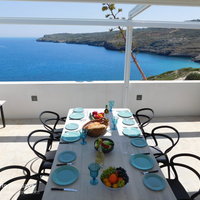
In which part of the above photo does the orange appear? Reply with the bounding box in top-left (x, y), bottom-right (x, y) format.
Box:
top-left (105, 181), bottom-right (111, 187)
top-left (108, 173), bottom-right (118, 184)
top-left (112, 184), bottom-right (118, 188)
top-left (103, 178), bottom-right (109, 183)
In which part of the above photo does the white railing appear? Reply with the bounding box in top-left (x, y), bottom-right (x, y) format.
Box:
top-left (0, 80), bottom-right (200, 119)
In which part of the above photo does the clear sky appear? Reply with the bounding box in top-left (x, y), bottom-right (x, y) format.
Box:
top-left (0, 1), bottom-right (199, 37)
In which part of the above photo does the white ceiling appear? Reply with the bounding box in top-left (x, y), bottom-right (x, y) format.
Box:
top-left (3, 0), bottom-right (200, 6)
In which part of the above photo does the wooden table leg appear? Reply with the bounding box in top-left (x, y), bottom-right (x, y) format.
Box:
top-left (0, 105), bottom-right (6, 128)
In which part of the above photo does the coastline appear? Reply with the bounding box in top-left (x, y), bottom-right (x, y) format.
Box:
top-left (37, 28), bottom-right (200, 63)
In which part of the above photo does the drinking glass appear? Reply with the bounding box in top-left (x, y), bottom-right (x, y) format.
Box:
top-left (80, 129), bottom-right (87, 145)
top-left (108, 100), bottom-right (115, 112)
top-left (112, 116), bottom-right (118, 130)
top-left (88, 163), bottom-right (100, 185)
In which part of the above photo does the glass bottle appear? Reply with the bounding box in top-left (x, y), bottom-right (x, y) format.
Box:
top-left (95, 139), bottom-right (105, 167)
top-left (104, 105), bottom-right (109, 120)
top-left (104, 105), bottom-right (109, 114)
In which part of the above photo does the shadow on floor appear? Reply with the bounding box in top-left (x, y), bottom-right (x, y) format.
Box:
top-left (0, 135), bottom-right (61, 143)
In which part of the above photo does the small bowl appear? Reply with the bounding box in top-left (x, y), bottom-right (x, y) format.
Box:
top-left (94, 138), bottom-right (114, 153)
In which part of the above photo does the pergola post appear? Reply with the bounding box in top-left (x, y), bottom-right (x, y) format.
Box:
top-left (123, 25), bottom-right (133, 107)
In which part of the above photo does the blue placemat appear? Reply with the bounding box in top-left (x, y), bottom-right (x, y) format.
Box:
top-left (69, 112), bottom-right (84, 120)
top-left (131, 138), bottom-right (147, 148)
top-left (52, 165), bottom-right (79, 186)
top-left (61, 131), bottom-right (80, 142)
top-left (118, 111), bottom-right (132, 118)
top-left (122, 118), bottom-right (135, 126)
top-left (143, 174), bottom-right (166, 191)
top-left (73, 107), bottom-right (84, 113)
top-left (65, 123), bottom-right (79, 130)
top-left (130, 154), bottom-right (154, 170)
top-left (123, 127), bottom-right (141, 137)
top-left (58, 151), bottom-right (77, 163)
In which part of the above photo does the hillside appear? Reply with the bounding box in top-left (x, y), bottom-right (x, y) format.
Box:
top-left (37, 28), bottom-right (200, 62)
top-left (147, 67), bottom-right (200, 80)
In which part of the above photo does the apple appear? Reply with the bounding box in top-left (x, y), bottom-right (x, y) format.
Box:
top-left (92, 111), bottom-right (98, 115)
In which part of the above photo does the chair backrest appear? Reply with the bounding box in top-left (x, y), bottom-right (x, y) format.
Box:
top-left (150, 125), bottom-right (180, 155)
top-left (39, 111), bottom-right (60, 132)
top-left (0, 165), bottom-right (47, 198)
top-left (0, 165), bottom-right (30, 194)
top-left (134, 108), bottom-right (154, 137)
top-left (27, 129), bottom-right (54, 161)
top-left (162, 153), bottom-right (200, 200)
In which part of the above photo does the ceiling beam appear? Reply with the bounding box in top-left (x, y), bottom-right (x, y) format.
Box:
top-left (0, 17), bottom-right (129, 26)
top-left (1, 0), bottom-right (200, 7)
top-left (1, 17), bottom-right (200, 30)
top-left (128, 5), bottom-right (151, 19)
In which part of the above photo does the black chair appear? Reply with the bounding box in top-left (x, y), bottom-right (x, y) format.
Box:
top-left (0, 165), bottom-right (48, 200)
top-left (39, 111), bottom-right (65, 140)
top-left (147, 125), bottom-right (180, 177)
top-left (161, 153), bottom-right (200, 200)
top-left (27, 129), bottom-right (56, 177)
top-left (134, 108), bottom-right (154, 138)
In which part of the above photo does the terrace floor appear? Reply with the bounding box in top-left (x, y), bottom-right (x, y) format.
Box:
top-left (0, 117), bottom-right (200, 199)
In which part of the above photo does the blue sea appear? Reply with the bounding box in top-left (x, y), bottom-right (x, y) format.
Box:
top-left (0, 37), bottom-right (200, 81)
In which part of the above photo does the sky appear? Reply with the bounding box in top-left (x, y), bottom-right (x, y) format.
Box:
top-left (0, 1), bottom-right (200, 37)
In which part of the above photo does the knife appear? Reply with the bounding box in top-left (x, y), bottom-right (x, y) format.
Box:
top-left (142, 170), bottom-right (159, 175)
top-left (131, 152), bottom-right (150, 156)
top-left (141, 152), bottom-right (150, 155)
top-left (59, 141), bottom-right (70, 144)
top-left (56, 163), bottom-right (73, 166)
top-left (51, 188), bottom-right (78, 192)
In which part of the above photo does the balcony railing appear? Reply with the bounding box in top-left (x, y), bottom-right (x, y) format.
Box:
top-left (0, 80), bottom-right (200, 119)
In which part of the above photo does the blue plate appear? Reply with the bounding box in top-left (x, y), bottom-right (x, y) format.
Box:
top-left (123, 127), bottom-right (141, 137)
top-left (143, 174), bottom-right (166, 191)
top-left (69, 112), bottom-right (84, 120)
top-left (131, 138), bottom-right (147, 148)
top-left (130, 154), bottom-right (154, 170)
top-left (61, 131), bottom-right (80, 142)
top-left (122, 118), bottom-right (135, 126)
top-left (52, 165), bottom-right (79, 186)
top-left (65, 123), bottom-right (79, 130)
top-left (118, 111), bottom-right (132, 118)
top-left (73, 107), bottom-right (84, 113)
top-left (58, 151), bottom-right (77, 163)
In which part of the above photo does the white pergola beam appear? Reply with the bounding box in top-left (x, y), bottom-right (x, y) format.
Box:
top-left (1, 0), bottom-right (200, 7)
top-left (1, 17), bottom-right (200, 30)
top-left (123, 26), bottom-right (132, 107)
top-left (0, 17), bottom-right (128, 26)
top-left (133, 20), bottom-right (200, 29)
top-left (128, 5), bottom-right (151, 19)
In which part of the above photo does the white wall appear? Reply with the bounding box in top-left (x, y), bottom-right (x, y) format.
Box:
top-left (0, 81), bottom-right (200, 119)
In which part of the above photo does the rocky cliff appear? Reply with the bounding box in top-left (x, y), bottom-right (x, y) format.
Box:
top-left (37, 28), bottom-right (200, 62)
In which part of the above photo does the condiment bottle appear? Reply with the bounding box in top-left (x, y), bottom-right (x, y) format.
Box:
top-left (104, 105), bottom-right (109, 120)
top-left (104, 105), bottom-right (109, 114)
top-left (95, 139), bottom-right (105, 167)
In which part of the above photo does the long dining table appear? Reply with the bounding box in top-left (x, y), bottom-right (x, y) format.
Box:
top-left (42, 108), bottom-right (176, 200)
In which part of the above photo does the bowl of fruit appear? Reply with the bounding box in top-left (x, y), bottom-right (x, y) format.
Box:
top-left (94, 138), bottom-right (114, 153)
top-left (90, 111), bottom-right (105, 120)
top-left (100, 167), bottom-right (129, 190)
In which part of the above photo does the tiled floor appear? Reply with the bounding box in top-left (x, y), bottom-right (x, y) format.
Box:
top-left (0, 117), bottom-right (200, 199)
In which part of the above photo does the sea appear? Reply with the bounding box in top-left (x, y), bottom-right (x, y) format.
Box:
top-left (0, 37), bottom-right (200, 81)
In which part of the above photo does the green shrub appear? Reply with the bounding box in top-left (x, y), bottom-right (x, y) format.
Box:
top-left (185, 72), bottom-right (200, 80)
